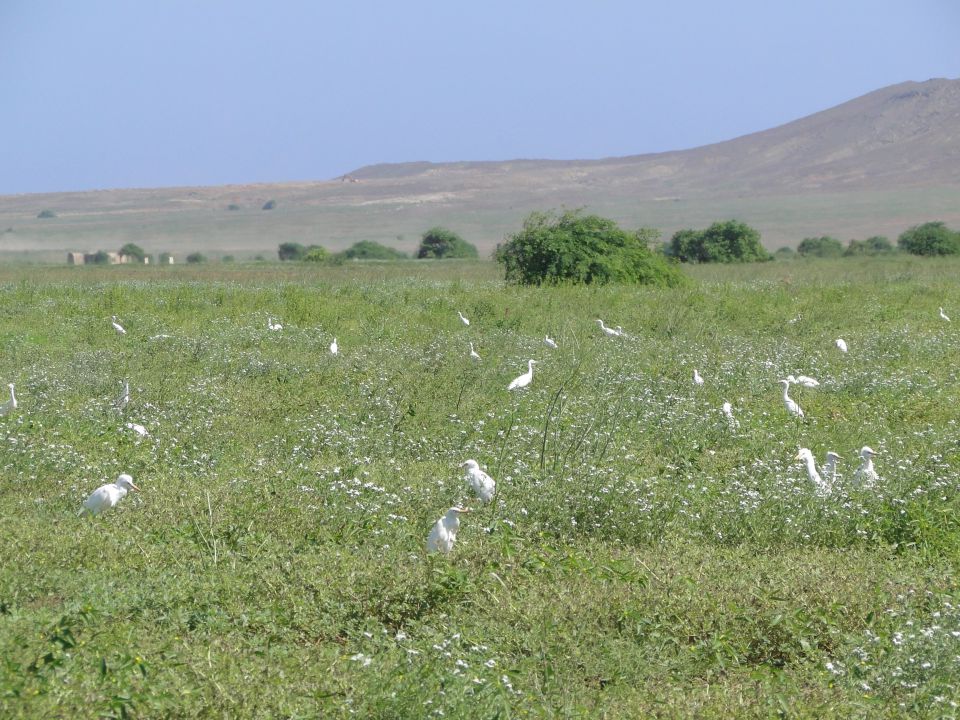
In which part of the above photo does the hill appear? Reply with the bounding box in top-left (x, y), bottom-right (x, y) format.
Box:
top-left (1, 78), bottom-right (958, 261)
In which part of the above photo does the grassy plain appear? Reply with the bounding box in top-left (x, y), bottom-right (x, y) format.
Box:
top-left (1, 256), bottom-right (959, 718)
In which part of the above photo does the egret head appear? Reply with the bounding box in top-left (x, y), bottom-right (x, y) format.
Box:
top-left (461, 459), bottom-right (479, 471)
top-left (116, 474), bottom-right (140, 492)
top-left (860, 446), bottom-right (877, 459)
top-left (795, 447), bottom-right (813, 462)
top-left (826, 451), bottom-right (842, 462)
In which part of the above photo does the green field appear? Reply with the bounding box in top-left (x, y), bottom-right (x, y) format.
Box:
top-left (2, 257), bottom-right (959, 717)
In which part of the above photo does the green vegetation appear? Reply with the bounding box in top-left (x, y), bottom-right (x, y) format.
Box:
top-left (340, 240), bottom-right (408, 260)
top-left (227, 204), bottom-right (240, 211)
top-left (262, 199), bottom-right (277, 211)
top-left (185, 252), bottom-right (206, 264)
top-left (898, 221), bottom-right (960, 256)
top-left (845, 235), bottom-right (894, 256)
top-left (119, 243), bottom-right (146, 262)
top-left (303, 246), bottom-right (330, 262)
top-left (496, 209), bottom-right (686, 286)
top-left (666, 219), bottom-right (771, 263)
top-left (797, 235), bottom-right (844, 258)
top-left (278, 242), bottom-right (307, 261)
top-left (1, 257), bottom-right (960, 717)
top-left (416, 226), bottom-right (478, 259)
top-left (36, 209), bottom-right (57, 219)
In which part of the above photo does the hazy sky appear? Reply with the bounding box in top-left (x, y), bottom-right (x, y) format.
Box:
top-left (2, 0), bottom-right (957, 195)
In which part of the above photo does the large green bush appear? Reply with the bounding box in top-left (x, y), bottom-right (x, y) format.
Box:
top-left (666, 220), bottom-right (770, 263)
top-left (341, 240), bottom-right (408, 260)
top-left (845, 236), bottom-right (894, 256)
top-left (797, 236), bottom-right (844, 258)
top-left (278, 242), bottom-right (307, 261)
top-left (897, 222), bottom-right (960, 256)
top-left (416, 227), bottom-right (478, 259)
top-left (495, 210), bottom-right (686, 286)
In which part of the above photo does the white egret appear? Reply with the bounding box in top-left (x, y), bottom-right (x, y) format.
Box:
top-left (693, 369), bottom-right (704, 386)
top-left (469, 342), bottom-right (481, 362)
top-left (330, 337), bottom-right (339, 355)
top-left (111, 316), bottom-right (127, 335)
top-left (787, 374), bottom-right (820, 388)
top-left (0, 383), bottom-right (17, 416)
top-left (268, 317), bottom-right (283, 331)
top-left (940, 307), bottom-right (950, 322)
top-left (457, 311), bottom-right (470, 326)
top-left (149, 334), bottom-right (173, 341)
top-left (125, 422), bottom-right (149, 437)
top-left (507, 360), bottom-right (537, 391)
top-left (824, 451), bottom-right (841, 485)
top-left (796, 448), bottom-right (830, 495)
top-left (544, 336), bottom-right (558, 349)
top-left (780, 379), bottom-right (804, 418)
top-left (426, 506), bottom-right (471, 553)
top-left (115, 380), bottom-right (130, 412)
top-left (78, 473), bottom-right (139, 516)
top-left (836, 338), bottom-right (848, 353)
top-left (854, 446), bottom-right (879, 486)
top-left (462, 459), bottom-right (495, 504)
top-left (596, 319), bottom-right (622, 337)
top-left (721, 401), bottom-right (739, 430)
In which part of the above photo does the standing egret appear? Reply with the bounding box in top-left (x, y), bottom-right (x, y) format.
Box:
top-left (544, 336), bottom-right (558, 349)
top-left (792, 375), bottom-right (820, 388)
top-left (824, 451), bottom-right (841, 485)
top-left (854, 446), bottom-right (879, 486)
top-left (507, 360), bottom-right (537, 391)
top-left (693, 369), bottom-right (704, 386)
top-left (330, 337), bottom-right (339, 356)
top-left (780, 379), bottom-right (804, 418)
top-left (457, 311), bottom-right (470, 326)
top-left (268, 317), bottom-right (283, 331)
top-left (462, 459), bottom-right (495, 504)
top-left (0, 383), bottom-right (17, 416)
top-left (796, 448), bottom-right (830, 496)
top-left (78, 473), bottom-right (139, 516)
top-left (115, 380), bottom-right (130, 412)
top-left (721, 402), bottom-right (739, 430)
top-left (469, 342), bottom-right (481, 362)
top-left (596, 319), bottom-right (622, 337)
top-left (836, 338), bottom-right (848, 353)
top-left (426, 506), bottom-right (471, 553)
top-left (111, 316), bottom-right (127, 335)
top-left (940, 307), bottom-right (951, 322)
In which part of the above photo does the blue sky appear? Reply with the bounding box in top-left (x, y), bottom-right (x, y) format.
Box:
top-left (1, 0), bottom-right (957, 194)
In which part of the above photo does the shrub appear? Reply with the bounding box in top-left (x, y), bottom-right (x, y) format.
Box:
top-left (119, 243), bottom-right (146, 262)
top-left (186, 252), bottom-right (206, 264)
top-left (227, 204), bottom-right (240, 211)
top-left (262, 200), bottom-right (277, 211)
top-left (37, 209), bottom-right (57, 219)
top-left (303, 246), bottom-right (330, 262)
top-left (278, 242), bottom-right (307, 261)
top-left (666, 220), bottom-right (770, 263)
top-left (340, 240), bottom-right (408, 260)
top-left (797, 236), bottom-right (844, 258)
top-left (495, 209), bottom-right (687, 287)
top-left (159, 252), bottom-right (174, 264)
top-left (897, 222), bottom-right (960, 256)
top-left (845, 236), bottom-right (894, 256)
top-left (774, 246), bottom-right (795, 259)
top-left (222, 255), bottom-right (235, 263)
top-left (416, 227), bottom-right (478, 259)
top-left (86, 251), bottom-right (109, 265)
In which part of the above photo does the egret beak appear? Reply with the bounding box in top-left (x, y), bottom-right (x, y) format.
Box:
top-left (130, 483), bottom-right (141, 491)
top-left (456, 507), bottom-right (472, 514)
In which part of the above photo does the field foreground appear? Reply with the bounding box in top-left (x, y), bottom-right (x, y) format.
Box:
top-left (1, 258), bottom-right (959, 718)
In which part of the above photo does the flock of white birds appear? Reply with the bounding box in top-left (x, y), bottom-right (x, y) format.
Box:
top-left (4, 304), bottom-right (949, 551)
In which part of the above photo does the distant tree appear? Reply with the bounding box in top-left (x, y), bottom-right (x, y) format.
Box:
top-left (227, 204), bottom-right (240, 211)
top-left (774, 246), bottom-right (795, 259)
top-left (495, 209), bottom-right (687, 287)
top-left (278, 242), bottom-right (307, 261)
top-left (253, 255), bottom-right (266, 262)
top-left (897, 222), bottom-right (960, 256)
top-left (222, 255), bottom-right (235, 263)
top-left (159, 252), bottom-right (174, 264)
top-left (797, 236), bottom-right (844, 258)
top-left (37, 209), bottom-right (57, 219)
top-left (844, 236), bottom-right (894, 256)
top-left (416, 227), bottom-right (478, 259)
top-left (87, 250), bottom-right (110, 265)
top-left (262, 199), bottom-right (277, 211)
top-left (666, 220), bottom-right (770, 263)
top-left (119, 242), bottom-right (146, 262)
top-left (303, 246), bottom-right (330, 262)
top-left (186, 252), bottom-right (206, 264)
top-left (340, 240), bottom-right (408, 260)
top-left (635, 227), bottom-right (662, 250)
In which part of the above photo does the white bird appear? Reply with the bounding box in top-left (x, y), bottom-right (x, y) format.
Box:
top-left (854, 446), bottom-right (879, 487)
top-left (111, 316), bottom-right (126, 335)
top-left (0, 383), bottom-right (17, 416)
top-left (721, 401), bottom-right (739, 430)
top-left (596, 319), bottom-right (623, 337)
top-left (268, 317), bottom-right (283, 331)
top-left (469, 342), bottom-right (481, 362)
top-left (78, 473), bottom-right (140, 516)
top-left (125, 422), bottom-right (149, 437)
top-left (544, 335), bottom-right (558, 349)
top-left (796, 448), bottom-right (830, 496)
top-left (507, 359), bottom-right (537, 391)
top-left (836, 338), bottom-right (848, 353)
top-left (457, 311), bottom-right (470, 326)
top-left (330, 337), bottom-right (339, 355)
top-left (940, 307), bottom-right (950, 322)
top-left (824, 451), bottom-right (842, 485)
top-left (462, 459), bottom-right (495, 504)
top-left (426, 506), bottom-right (470, 554)
top-left (786, 374), bottom-right (820, 388)
top-left (780, 379), bottom-right (804, 418)
top-left (115, 380), bottom-right (130, 412)
top-left (148, 334), bottom-right (173, 341)
top-left (693, 369), bottom-right (704, 386)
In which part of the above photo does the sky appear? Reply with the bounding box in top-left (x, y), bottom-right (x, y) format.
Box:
top-left (1, 0), bottom-right (957, 195)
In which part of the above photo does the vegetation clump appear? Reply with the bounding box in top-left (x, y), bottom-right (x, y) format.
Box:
top-left (340, 240), bottom-right (408, 260)
top-left (797, 236), bottom-right (844, 258)
top-left (36, 209), bottom-right (57, 219)
top-left (185, 252), bottom-right (206, 264)
top-left (844, 236), bottom-right (893, 256)
top-left (496, 209), bottom-right (687, 286)
top-left (897, 221), bottom-right (960, 256)
top-left (416, 227), bottom-right (478, 259)
top-left (666, 220), bottom-right (771, 263)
